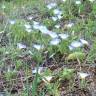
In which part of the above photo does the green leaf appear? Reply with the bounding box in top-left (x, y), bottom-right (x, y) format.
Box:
top-left (67, 52), bottom-right (85, 60)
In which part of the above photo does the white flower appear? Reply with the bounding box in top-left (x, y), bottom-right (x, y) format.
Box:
top-left (24, 24), bottom-right (31, 29)
top-left (33, 23), bottom-right (49, 34)
top-left (70, 41), bottom-right (83, 48)
top-left (27, 16), bottom-right (33, 20)
top-left (5, 51), bottom-right (9, 55)
top-left (69, 45), bottom-right (74, 51)
top-left (55, 24), bottom-right (60, 29)
top-left (57, 14), bottom-right (63, 19)
top-left (47, 3), bottom-right (57, 10)
top-left (59, 33), bottom-right (69, 40)
top-left (33, 21), bottom-right (40, 29)
top-left (33, 44), bottom-right (44, 50)
top-left (79, 39), bottom-right (89, 46)
top-left (42, 76), bottom-right (53, 83)
top-left (89, 0), bottom-right (95, 2)
top-left (69, 39), bottom-right (89, 50)
top-left (65, 22), bottom-right (74, 28)
top-left (25, 28), bottom-right (32, 33)
top-left (75, 1), bottom-right (81, 5)
top-left (32, 67), bottom-right (46, 74)
top-left (69, 41), bottom-right (82, 50)
top-left (50, 38), bottom-right (61, 45)
top-left (62, 0), bottom-right (66, 2)
top-left (33, 21), bottom-right (40, 25)
top-left (9, 20), bottom-right (16, 25)
top-left (53, 9), bottom-right (62, 15)
top-left (48, 31), bottom-right (58, 38)
top-left (17, 43), bottom-right (27, 49)
top-left (39, 25), bottom-right (49, 34)
top-left (33, 24), bottom-right (40, 30)
top-left (78, 72), bottom-right (90, 79)
top-left (52, 16), bottom-right (58, 21)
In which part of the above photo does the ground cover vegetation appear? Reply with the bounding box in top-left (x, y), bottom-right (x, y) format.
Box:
top-left (0, 0), bottom-right (96, 96)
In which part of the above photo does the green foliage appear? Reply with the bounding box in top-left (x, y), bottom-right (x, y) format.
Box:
top-left (32, 51), bottom-right (43, 63)
top-left (58, 40), bottom-right (70, 54)
top-left (46, 82), bottom-right (60, 96)
top-left (31, 73), bottom-right (40, 96)
top-left (92, 3), bottom-right (96, 14)
top-left (10, 19), bottom-right (29, 43)
top-left (15, 60), bottom-right (23, 70)
top-left (67, 51), bottom-right (85, 61)
top-left (0, 2), bottom-right (15, 16)
top-left (87, 40), bottom-right (96, 63)
top-left (42, 69), bottom-right (52, 76)
top-left (59, 68), bottom-right (75, 80)
top-left (5, 71), bottom-right (17, 80)
top-left (47, 45), bottom-right (58, 55)
top-left (42, 18), bottom-right (55, 28)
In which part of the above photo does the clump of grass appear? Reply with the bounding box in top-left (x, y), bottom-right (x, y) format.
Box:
top-left (67, 51), bottom-right (85, 61)
top-left (42, 18), bottom-right (56, 29)
top-left (87, 40), bottom-right (96, 63)
top-left (59, 68), bottom-right (75, 80)
top-left (15, 60), bottom-right (23, 70)
top-left (10, 19), bottom-right (29, 43)
top-left (4, 71), bottom-right (17, 81)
